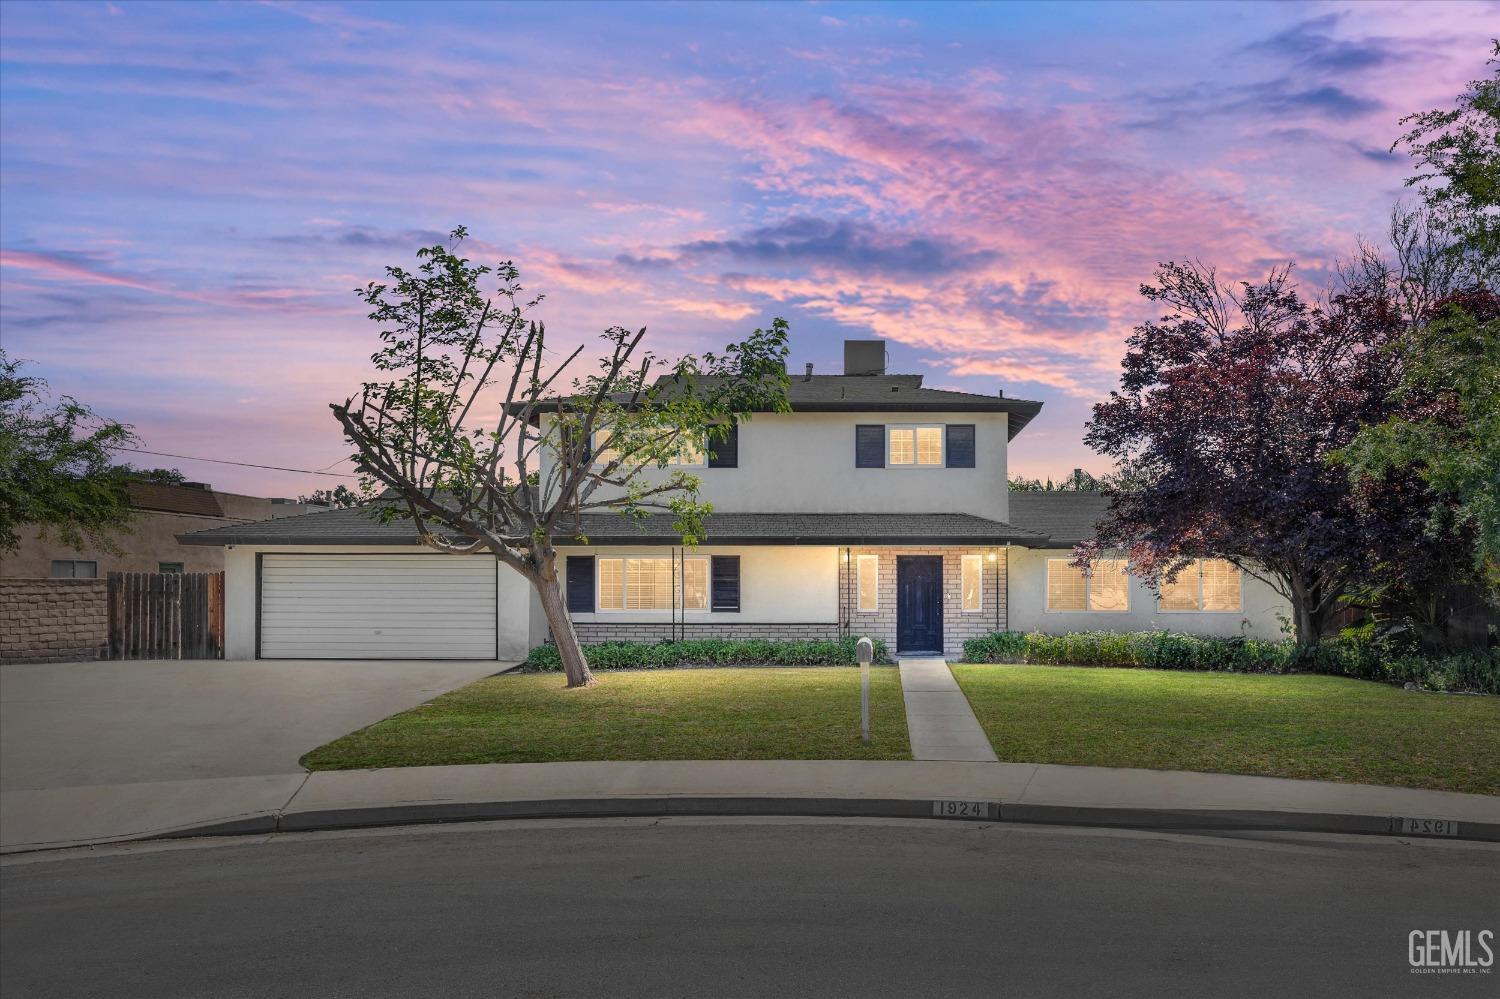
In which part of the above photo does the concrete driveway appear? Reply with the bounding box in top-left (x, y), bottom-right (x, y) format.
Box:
top-left (0, 658), bottom-right (506, 853)
top-left (1, 659), bottom-right (506, 791)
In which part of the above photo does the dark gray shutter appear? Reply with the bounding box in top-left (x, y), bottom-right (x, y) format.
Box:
top-left (711, 556), bottom-right (740, 612)
top-left (946, 424), bottom-right (976, 468)
top-left (565, 556), bottom-right (595, 613)
top-left (707, 422), bottom-right (738, 468)
top-left (855, 425), bottom-right (885, 468)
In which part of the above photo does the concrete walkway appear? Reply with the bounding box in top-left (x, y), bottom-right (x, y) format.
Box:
top-left (897, 658), bottom-right (999, 762)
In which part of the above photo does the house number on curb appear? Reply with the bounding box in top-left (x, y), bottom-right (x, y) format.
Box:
top-left (932, 799), bottom-right (990, 819)
top-left (1399, 816), bottom-right (1459, 837)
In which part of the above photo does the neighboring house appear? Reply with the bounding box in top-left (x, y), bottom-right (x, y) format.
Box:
top-left (1, 482), bottom-right (327, 579)
top-left (179, 339), bottom-right (1291, 662)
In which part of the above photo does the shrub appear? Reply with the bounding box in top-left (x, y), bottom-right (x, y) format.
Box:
top-left (960, 630), bottom-right (1498, 694)
top-left (523, 636), bottom-right (890, 672)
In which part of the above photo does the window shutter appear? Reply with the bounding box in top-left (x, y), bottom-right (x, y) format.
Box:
top-left (946, 425), bottom-right (976, 468)
top-left (565, 556), bottom-right (595, 613)
top-left (707, 422), bottom-right (738, 468)
top-left (855, 425), bottom-right (885, 468)
top-left (711, 555), bottom-right (740, 612)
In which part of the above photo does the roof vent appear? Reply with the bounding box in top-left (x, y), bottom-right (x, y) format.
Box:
top-left (804, 362), bottom-right (814, 381)
top-left (843, 339), bottom-right (886, 376)
top-left (997, 389), bottom-right (1005, 398)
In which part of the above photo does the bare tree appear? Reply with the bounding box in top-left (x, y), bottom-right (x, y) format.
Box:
top-left (331, 229), bottom-right (790, 687)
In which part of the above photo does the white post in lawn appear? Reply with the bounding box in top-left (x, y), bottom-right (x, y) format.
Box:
top-left (857, 636), bottom-right (874, 744)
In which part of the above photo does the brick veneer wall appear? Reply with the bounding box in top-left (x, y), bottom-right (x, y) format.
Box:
top-left (837, 546), bottom-right (1007, 660)
top-left (0, 578), bottom-right (109, 664)
top-left (573, 621), bottom-right (840, 644)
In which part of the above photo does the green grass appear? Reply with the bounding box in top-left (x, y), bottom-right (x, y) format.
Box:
top-left (951, 664), bottom-right (1500, 795)
top-left (302, 667), bottom-right (911, 769)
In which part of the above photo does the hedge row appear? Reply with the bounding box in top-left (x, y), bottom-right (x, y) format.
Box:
top-left (960, 630), bottom-right (1500, 694)
top-left (524, 636), bottom-right (891, 671)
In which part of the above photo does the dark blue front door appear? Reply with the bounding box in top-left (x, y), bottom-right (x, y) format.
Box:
top-left (896, 556), bottom-right (943, 654)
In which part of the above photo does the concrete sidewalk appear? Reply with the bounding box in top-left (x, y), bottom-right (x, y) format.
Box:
top-left (5, 760), bottom-right (1498, 854)
top-left (897, 658), bottom-right (998, 762)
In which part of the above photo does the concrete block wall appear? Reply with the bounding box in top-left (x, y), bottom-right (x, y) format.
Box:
top-left (838, 546), bottom-right (1007, 660)
top-left (0, 578), bottom-right (109, 664)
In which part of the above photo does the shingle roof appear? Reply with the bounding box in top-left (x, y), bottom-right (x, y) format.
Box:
top-left (518, 373), bottom-right (1045, 439)
top-left (177, 505), bottom-right (1048, 547)
top-left (127, 482), bottom-right (225, 518)
top-left (1005, 491), bottom-right (1112, 548)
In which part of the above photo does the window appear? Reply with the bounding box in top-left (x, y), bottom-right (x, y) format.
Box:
top-left (596, 556), bottom-right (709, 612)
top-left (49, 560), bottom-right (97, 579)
top-left (1159, 559), bottom-right (1242, 612)
top-left (1046, 558), bottom-right (1129, 612)
top-left (887, 424), bottom-right (943, 466)
top-left (158, 562), bottom-right (184, 574)
top-left (591, 430), bottom-right (703, 468)
top-left (961, 554), bottom-right (982, 612)
top-left (856, 554), bottom-right (879, 612)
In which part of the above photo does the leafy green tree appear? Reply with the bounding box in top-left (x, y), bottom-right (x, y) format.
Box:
top-left (299, 485), bottom-right (363, 509)
top-left (1339, 289), bottom-right (1500, 599)
top-left (1393, 39), bottom-right (1499, 283)
top-left (0, 350), bottom-right (137, 555)
top-left (332, 229), bottom-right (791, 687)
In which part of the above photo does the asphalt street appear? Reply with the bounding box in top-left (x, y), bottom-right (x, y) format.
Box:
top-left (2, 817), bottom-right (1496, 998)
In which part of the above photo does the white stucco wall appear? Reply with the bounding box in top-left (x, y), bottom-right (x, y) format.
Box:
top-left (564, 545), bottom-right (839, 625)
top-left (539, 411), bottom-right (1011, 521)
top-left (222, 545), bottom-right (539, 661)
top-left (1005, 546), bottom-right (1291, 641)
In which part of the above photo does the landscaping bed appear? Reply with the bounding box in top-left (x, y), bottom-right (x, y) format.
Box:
top-left (302, 667), bottom-right (910, 769)
top-left (961, 630), bottom-right (1500, 694)
top-left (951, 664), bottom-right (1500, 795)
top-left (523, 636), bottom-right (891, 671)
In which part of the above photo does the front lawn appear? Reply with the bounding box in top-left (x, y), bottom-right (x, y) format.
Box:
top-left (950, 664), bottom-right (1500, 795)
top-left (302, 667), bottom-right (910, 769)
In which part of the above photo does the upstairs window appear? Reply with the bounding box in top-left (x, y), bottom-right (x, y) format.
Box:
top-left (597, 556), bottom-right (709, 611)
top-left (888, 424), bottom-right (943, 466)
top-left (1159, 559), bottom-right (1242, 612)
top-left (1046, 558), bottom-right (1128, 612)
top-left (590, 430), bottom-right (703, 468)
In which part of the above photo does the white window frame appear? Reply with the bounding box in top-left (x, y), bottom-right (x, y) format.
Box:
top-left (1157, 559), bottom-right (1243, 613)
top-left (960, 554), bottom-right (983, 613)
top-left (886, 423), bottom-right (944, 468)
top-left (855, 554), bottom-right (879, 613)
top-left (1045, 558), bottom-right (1130, 613)
top-left (595, 555), bottom-right (710, 613)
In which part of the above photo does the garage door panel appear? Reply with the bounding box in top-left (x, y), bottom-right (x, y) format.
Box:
top-left (259, 554), bottom-right (499, 660)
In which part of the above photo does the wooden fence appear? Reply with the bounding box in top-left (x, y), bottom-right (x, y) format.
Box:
top-left (107, 572), bottom-right (225, 660)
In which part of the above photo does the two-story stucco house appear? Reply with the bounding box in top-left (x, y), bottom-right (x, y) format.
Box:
top-left (180, 340), bottom-right (1290, 661)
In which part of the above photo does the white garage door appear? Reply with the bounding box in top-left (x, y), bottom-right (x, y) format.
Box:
top-left (259, 554), bottom-right (497, 659)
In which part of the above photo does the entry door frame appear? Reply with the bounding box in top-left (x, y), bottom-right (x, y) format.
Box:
top-left (895, 555), bottom-right (944, 655)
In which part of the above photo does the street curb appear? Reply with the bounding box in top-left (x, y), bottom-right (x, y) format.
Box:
top-left (186, 796), bottom-right (1500, 846)
top-left (7, 796), bottom-right (1496, 857)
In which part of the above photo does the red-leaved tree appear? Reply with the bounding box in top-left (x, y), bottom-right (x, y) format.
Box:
top-left (1082, 262), bottom-right (1407, 645)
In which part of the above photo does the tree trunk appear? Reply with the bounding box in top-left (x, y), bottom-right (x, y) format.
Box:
top-left (536, 557), bottom-right (594, 688)
top-left (1287, 571), bottom-right (1325, 647)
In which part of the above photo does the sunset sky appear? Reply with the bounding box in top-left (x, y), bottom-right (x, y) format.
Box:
top-left (1, 1), bottom-right (1493, 496)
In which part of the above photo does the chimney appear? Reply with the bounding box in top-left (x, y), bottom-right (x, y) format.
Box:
top-left (843, 339), bottom-right (886, 376)
top-left (804, 362), bottom-right (814, 381)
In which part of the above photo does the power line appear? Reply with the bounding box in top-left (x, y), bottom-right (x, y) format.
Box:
top-left (110, 447), bottom-right (361, 478)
